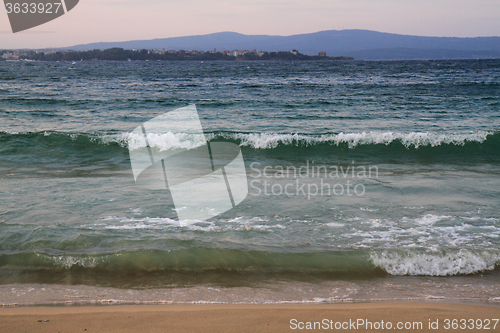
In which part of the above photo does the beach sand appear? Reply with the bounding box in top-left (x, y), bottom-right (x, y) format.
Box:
top-left (1, 302), bottom-right (499, 333)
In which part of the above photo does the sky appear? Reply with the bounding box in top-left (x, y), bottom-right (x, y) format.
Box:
top-left (1, 0), bottom-right (500, 49)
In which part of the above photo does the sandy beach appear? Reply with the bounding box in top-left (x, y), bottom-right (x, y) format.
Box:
top-left (1, 302), bottom-right (499, 333)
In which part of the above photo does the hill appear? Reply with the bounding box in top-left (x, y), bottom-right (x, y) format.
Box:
top-left (64, 30), bottom-right (500, 60)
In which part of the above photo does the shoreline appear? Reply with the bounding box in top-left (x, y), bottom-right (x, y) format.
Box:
top-left (1, 58), bottom-right (355, 62)
top-left (1, 276), bottom-right (500, 308)
top-left (1, 303), bottom-right (499, 333)
top-left (2, 298), bottom-right (500, 308)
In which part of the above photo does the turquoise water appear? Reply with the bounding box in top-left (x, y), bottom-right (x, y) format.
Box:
top-left (0, 59), bottom-right (499, 304)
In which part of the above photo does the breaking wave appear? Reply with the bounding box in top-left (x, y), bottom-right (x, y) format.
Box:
top-left (370, 249), bottom-right (500, 276)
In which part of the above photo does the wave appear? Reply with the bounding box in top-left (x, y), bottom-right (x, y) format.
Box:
top-left (1, 249), bottom-right (371, 272)
top-left (1, 131), bottom-right (499, 169)
top-left (215, 131), bottom-right (493, 149)
top-left (1, 129), bottom-right (497, 149)
top-left (116, 130), bottom-right (497, 150)
top-left (0, 248), bottom-right (498, 278)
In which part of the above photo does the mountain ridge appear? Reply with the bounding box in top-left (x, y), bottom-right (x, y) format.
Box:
top-left (63, 30), bottom-right (500, 60)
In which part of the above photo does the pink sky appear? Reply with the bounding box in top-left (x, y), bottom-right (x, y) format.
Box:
top-left (1, 0), bottom-right (499, 49)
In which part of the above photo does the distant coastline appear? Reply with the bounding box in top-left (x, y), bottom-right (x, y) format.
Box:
top-left (1, 48), bottom-right (354, 62)
top-left (60, 30), bottom-right (500, 61)
top-left (3, 30), bottom-right (500, 61)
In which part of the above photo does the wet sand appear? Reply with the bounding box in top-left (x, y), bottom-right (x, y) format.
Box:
top-left (1, 302), bottom-right (499, 333)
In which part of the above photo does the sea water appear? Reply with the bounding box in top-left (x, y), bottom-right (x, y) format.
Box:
top-left (0, 59), bottom-right (499, 306)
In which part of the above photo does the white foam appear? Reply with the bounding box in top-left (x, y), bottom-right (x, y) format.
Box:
top-left (370, 249), bottom-right (500, 276)
top-left (326, 222), bottom-right (345, 228)
top-left (94, 216), bottom-right (181, 229)
top-left (413, 214), bottom-right (451, 225)
top-left (89, 216), bottom-right (284, 233)
top-left (125, 132), bottom-right (207, 151)
top-left (89, 130), bottom-right (493, 151)
top-left (217, 131), bottom-right (491, 149)
top-left (40, 254), bottom-right (101, 269)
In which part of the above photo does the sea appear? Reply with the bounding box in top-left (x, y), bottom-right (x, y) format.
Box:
top-left (0, 59), bottom-right (499, 306)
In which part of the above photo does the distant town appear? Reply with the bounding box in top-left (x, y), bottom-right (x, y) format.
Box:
top-left (0, 48), bottom-right (354, 62)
